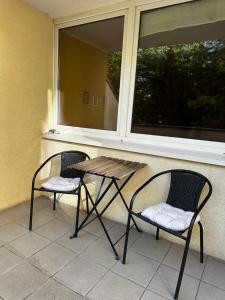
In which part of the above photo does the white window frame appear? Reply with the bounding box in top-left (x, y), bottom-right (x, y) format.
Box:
top-left (49, 0), bottom-right (225, 166)
top-left (123, 0), bottom-right (225, 159)
top-left (53, 8), bottom-right (129, 140)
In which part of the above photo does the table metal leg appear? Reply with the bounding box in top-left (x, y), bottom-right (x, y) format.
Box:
top-left (72, 184), bottom-right (81, 238)
top-left (113, 180), bottom-right (142, 233)
top-left (71, 178), bottom-right (119, 259)
top-left (76, 173), bottom-right (134, 230)
top-left (99, 173), bottom-right (134, 217)
top-left (76, 178), bottom-right (114, 232)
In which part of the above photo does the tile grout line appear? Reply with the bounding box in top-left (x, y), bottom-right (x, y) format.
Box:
top-left (194, 254), bottom-right (208, 300)
top-left (2, 200), bottom-right (225, 300)
top-left (144, 238), bottom-right (172, 300)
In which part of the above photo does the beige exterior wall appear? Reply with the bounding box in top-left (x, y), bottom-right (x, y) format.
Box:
top-left (0, 0), bottom-right (53, 210)
top-left (42, 139), bottom-right (225, 260)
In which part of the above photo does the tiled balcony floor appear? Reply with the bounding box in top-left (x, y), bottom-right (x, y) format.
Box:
top-left (0, 197), bottom-right (224, 299)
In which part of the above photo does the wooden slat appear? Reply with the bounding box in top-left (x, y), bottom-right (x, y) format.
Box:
top-left (69, 156), bottom-right (108, 171)
top-left (85, 159), bottom-right (120, 174)
top-left (96, 159), bottom-right (129, 175)
top-left (80, 157), bottom-right (117, 173)
top-left (111, 162), bottom-right (141, 179)
top-left (103, 161), bottom-right (136, 178)
top-left (69, 156), bottom-right (147, 179)
top-left (111, 163), bottom-right (142, 179)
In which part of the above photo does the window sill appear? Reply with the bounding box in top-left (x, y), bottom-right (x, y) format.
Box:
top-left (42, 131), bottom-right (225, 167)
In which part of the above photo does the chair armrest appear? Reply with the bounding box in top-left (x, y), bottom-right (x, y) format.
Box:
top-left (32, 152), bottom-right (62, 188)
top-left (187, 185), bottom-right (212, 234)
top-left (129, 170), bottom-right (172, 211)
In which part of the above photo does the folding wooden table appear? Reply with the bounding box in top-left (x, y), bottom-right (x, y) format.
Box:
top-left (69, 156), bottom-right (147, 259)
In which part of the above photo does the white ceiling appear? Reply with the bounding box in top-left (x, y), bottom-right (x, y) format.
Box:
top-left (62, 16), bottom-right (124, 52)
top-left (24, 0), bottom-right (125, 18)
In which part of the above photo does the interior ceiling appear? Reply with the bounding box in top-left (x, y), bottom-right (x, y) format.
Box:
top-left (61, 17), bottom-right (124, 52)
top-left (24, 0), bottom-right (125, 18)
top-left (61, 19), bottom-right (225, 53)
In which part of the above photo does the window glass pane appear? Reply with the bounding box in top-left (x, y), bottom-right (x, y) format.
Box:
top-left (131, 0), bottom-right (225, 142)
top-left (58, 16), bottom-right (124, 130)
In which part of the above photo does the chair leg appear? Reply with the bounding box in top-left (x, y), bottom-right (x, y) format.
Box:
top-left (53, 193), bottom-right (56, 211)
top-left (198, 221), bottom-right (204, 263)
top-left (156, 227), bottom-right (160, 240)
top-left (85, 188), bottom-right (89, 214)
top-left (29, 188), bottom-right (35, 231)
top-left (174, 236), bottom-right (191, 300)
top-left (122, 212), bottom-right (132, 264)
top-left (73, 186), bottom-right (81, 238)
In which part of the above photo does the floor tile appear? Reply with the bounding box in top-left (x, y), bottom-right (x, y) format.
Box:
top-left (54, 257), bottom-right (107, 296)
top-left (87, 271), bottom-right (144, 300)
top-left (0, 261), bottom-right (48, 300)
top-left (56, 209), bottom-right (87, 225)
top-left (56, 202), bottom-right (77, 217)
top-left (115, 228), bottom-right (142, 251)
top-left (26, 278), bottom-right (84, 299)
top-left (163, 244), bottom-right (205, 279)
top-left (0, 222), bottom-right (27, 245)
top-left (0, 247), bottom-right (22, 274)
top-left (102, 223), bottom-right (140, 247)
top-left (35, 219), bottom-right (71, 241)
top-left (196, 282), bottom-right (225, 300)
top-left (0, 214), bottom-right (11, 226)
top-left (140, 290), bottom-right (166, 300)
top-left (28, 242), bottom-right (76, 275)
top-left (40, 199), bottom-right (76, 218)
top-left (2, 200), bottom-right (225, 300)
top-left (83, 217), bottom-right (115, 237)
top-left (130, 233), bottom-right (171, 262)
top-left (14, 211), bottom-right (54, 230)
top-left (112, 251), bottom-right (159, 287)
top-left (57, 213), bottom-right (75, 225)
top-left (6, 232), bottom-right (51, 258)
top-left (148, 264), bottom-right (199, 300)
top-left (39, 206), bottom-right (61, 218)
top-left (1, 202), bottom-right (30, 220)
top-left (202, 256), bottom-right (225, 289)
top-left (56, 230), bottom-right (98, 253)
top-left (33, 196), bottom-right (52, 211)
top-left (79, 238), bottom-right (120, 268)
top-left (2, 199), bottom-right (48, 221)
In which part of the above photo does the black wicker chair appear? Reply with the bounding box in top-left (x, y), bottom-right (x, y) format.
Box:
top-left (29, 150), bottom-right (90, 231)
top-left (122, 169), bottom-right (212, 300)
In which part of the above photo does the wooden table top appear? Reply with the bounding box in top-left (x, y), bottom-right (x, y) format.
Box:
top-left (69, 156), bottom-right (147, 180)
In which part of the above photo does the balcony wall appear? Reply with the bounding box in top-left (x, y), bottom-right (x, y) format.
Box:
top-left (0, 0), bottom-right (53, 209)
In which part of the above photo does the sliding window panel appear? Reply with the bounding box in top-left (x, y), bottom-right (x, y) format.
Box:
top-left (58, 16), bottom-right (124, 131)
top-left (131, 0), bottom-right (225, 142)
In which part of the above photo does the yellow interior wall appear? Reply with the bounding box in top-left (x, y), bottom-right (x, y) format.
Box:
top-left (59, 33), bottom-right (106, 129)
top-left (0, 0), bottom-right (53, 210)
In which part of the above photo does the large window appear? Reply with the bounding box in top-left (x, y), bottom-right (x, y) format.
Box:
top-left (58, 16), bottom-right (124, 131)
top-left (53, 0), bottom-right (225, 164)
top-left (131, 1), bottom-right (225, 142)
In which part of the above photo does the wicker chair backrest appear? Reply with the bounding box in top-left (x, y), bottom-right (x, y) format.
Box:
top-left (60, 151), bottom-right (89, 179)
top-left (166, 170), bottom-right (207, 212)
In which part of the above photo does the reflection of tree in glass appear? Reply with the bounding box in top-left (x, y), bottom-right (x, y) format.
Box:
top-left (106, 40), bottom-right (225, 130)
top-left (106, 52), bottom-right (122, 100)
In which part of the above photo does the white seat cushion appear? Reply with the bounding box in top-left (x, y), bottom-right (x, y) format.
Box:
top-left (41, 176), bottom-right (80, 192)
top-left (141, 203), bottom-right (200, 231)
